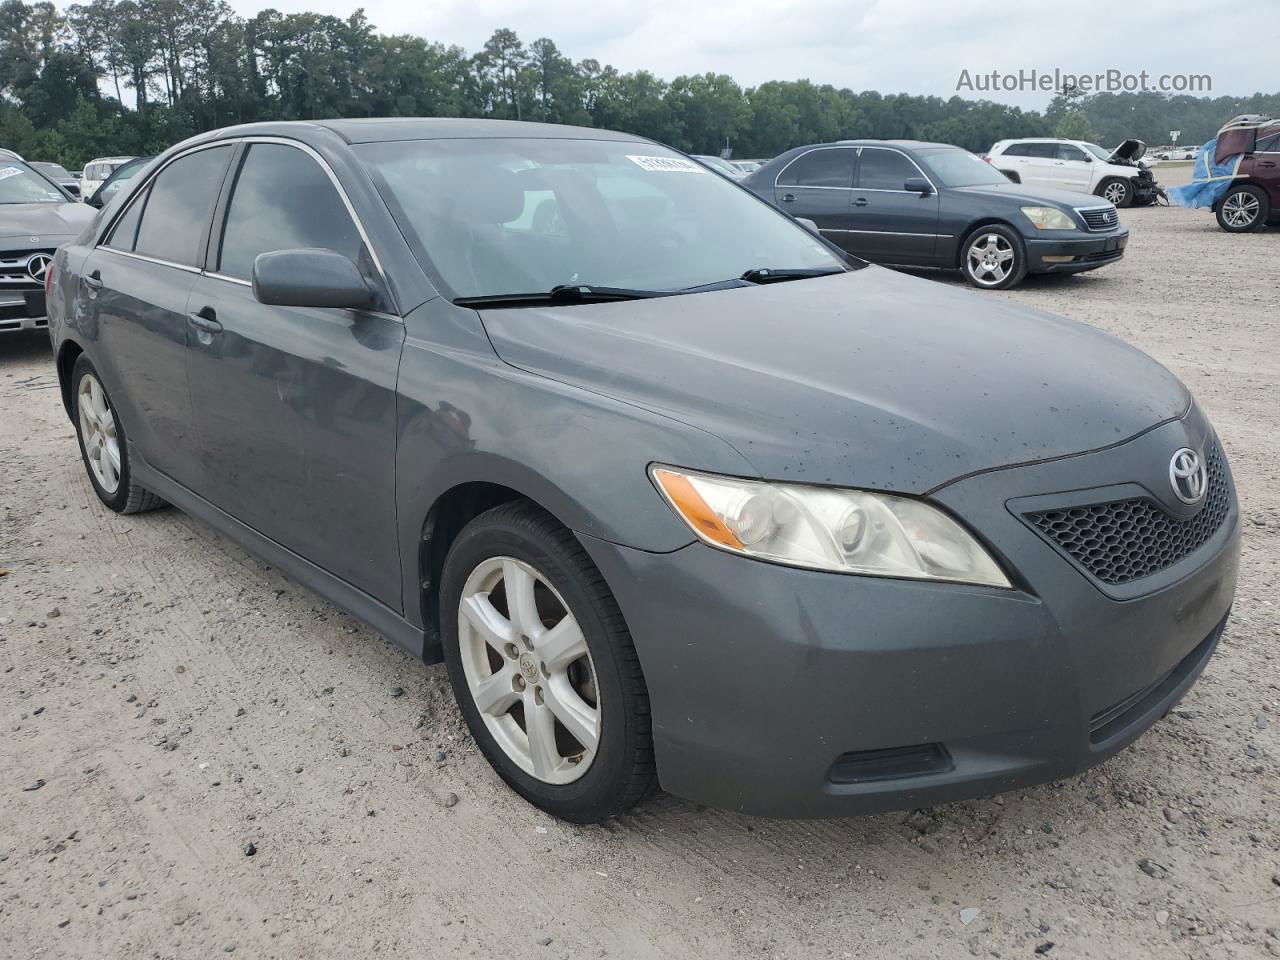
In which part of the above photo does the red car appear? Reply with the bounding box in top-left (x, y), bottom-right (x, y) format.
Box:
top-left (1214, 121), bottom-right (1280, 232)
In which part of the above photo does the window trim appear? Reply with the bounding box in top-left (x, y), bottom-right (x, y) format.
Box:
top-left (853, 146), bottom-right (937, 194)
top-left (95, 135), bottom-right (398, 318)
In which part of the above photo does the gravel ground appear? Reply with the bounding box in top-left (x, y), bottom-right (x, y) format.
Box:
top-left (2, 168), bottom-right (1278, 959)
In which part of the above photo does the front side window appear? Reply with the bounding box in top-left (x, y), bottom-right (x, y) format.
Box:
top-left (1056, 144), bottom-right (1087, 162)
top-left (777, 148), bottom-right (854, 188)
top-left (857, 148), bottom-right (918, 190)
top-left (357, 138), bottom-right (847, 300)
top-left (217, 143), bottom-right (365, 280)
top-left (133, 146), bottom-right (233, 267)
top-left (0, 163), bottom-right (66, 204)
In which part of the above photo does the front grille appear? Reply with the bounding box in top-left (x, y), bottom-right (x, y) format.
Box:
top-left (1078, 206), bottom-right (1120, 231)
top-left (1025, 441), bottom-right (1231, 585)
top-left (0, 248), bottom-right (55, 290)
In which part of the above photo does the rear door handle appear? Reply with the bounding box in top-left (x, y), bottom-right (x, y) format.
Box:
top-left (853, 197), bottom-right (869, 207)
top-left (83, 271), bottom-right (102, 290)
top-left (780, 193), bottom-right (796, 203)
top-left (187, 308), bottom-right (222, 334)
top-left (1259, 160), bottom-right (1277, 168)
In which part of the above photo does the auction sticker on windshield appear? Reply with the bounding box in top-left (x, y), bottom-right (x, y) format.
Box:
top-left (627, 155), bottom-right (705, 173)
top-left (0, 167), bottom-right (24, 181)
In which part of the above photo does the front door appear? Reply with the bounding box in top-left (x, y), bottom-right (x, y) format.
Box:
top-left (184, 141), bottom-right (405, 608)
top-left (843, 147), bottom-right (940, 264)
top-left (772, 147), bottom-right (856, 248)
top-left (1052, 143), bottom-right (1094, 193)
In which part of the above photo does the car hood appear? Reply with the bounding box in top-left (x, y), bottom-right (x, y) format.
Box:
top-left (953, 182), bottom-right (1113, 209)
top-left (0, 201), bottom-right (96, 242)
top-left (479, 267), bottom-right (1189, 493)
top-left (1110, 139), bottom-right (1146, 162)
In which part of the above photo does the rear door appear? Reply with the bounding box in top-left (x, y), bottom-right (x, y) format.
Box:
top-left (772, 147), bottom-right (855, 247)
top-left (77, 144), bottom-right (235, 490)
top-left (1052, 143), bottom-right (1093, 192)
top-left (185, 140), bottom-right (406, 607)
top-left (1017, 143), bottom-right (1060, 188)
top-left (1252, 130), bottom-right (1280, 206)
top-left (843, 147), bottom-right (940, 264)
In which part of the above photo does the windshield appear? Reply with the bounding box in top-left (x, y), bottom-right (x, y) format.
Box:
top-left (1083, 143), bottom-right (1111, 161)
top-left (356, 138), bottom-right (845, 300)
top-left (915, 148), bottom-right (1013, 188)
top-left (0, 163), bottom-right (66, 203)
top-left (33, 163), bottom-right (71, 179)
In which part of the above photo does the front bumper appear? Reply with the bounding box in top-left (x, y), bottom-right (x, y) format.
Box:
top-left (0, 291), bottom-right (48, 333)
top-left (1025, 229), bottom-right (1128, 274)
top-left (581, 411), bottom-right (1239, 817)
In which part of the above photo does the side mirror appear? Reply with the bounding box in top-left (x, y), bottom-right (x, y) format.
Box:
top-left (86, 189), bottom-right (104, 209)
top-left (252, 249), bottom-right (375, 310)
top-left (904, 177), bottom-right (933, 195)
top-left (794, 217), bottom-right (821, 234)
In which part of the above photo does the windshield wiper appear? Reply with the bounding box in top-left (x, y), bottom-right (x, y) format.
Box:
top-left (455, 284), bottom-right (672, 309)
top-left (739, 267), bottom-right (846, 284)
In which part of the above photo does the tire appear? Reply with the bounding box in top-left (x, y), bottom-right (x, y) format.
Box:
top-left (440, 501), bottom-right (655, 822)
top-left (959, 224), bottom-right (1028, 290)
top-left (71, 355), bottom-right (165, 514)
top-left (1216, 184), bottom-right (1269, 233)
top-left (1097, 178), bottom-right (1133, 208)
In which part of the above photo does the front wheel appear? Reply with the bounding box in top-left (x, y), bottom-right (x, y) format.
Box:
top-left (1098, 177), bottom-right (1133, 207)
top-left (960, 225), bottom-right (1027, 290)
top-left (1216, 185), bottom-right (1269, 232)
top-left (441, 501), bottom-right (655, 822)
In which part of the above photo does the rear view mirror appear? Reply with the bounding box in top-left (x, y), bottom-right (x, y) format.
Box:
top-left (904, 177), bottom-right (933, 195)
top-left (794, 217), bottom-right (821, 234)
top-left (252, 249), bottom-right (375, 310)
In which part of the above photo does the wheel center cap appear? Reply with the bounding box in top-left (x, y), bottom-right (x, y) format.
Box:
top-left (518, 653), bottom-right (540, 683)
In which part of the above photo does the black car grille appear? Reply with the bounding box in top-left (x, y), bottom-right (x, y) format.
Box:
top-left (1078, 207), bottom-right (1120, 231)
top-left (1025, 441), bottom-right (1231, 585)
top-left (0, 248), bottom-right (56, 291)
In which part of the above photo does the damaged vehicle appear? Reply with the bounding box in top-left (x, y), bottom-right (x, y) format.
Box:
top-left (987, 137), bottom-right (1162, 207)
top-left (1169, 116), bottom-right (1280, 232)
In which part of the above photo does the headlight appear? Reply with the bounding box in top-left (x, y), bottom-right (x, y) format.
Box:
top-left (651, 467), bottom-right (1011, 588)
top-left (1020, 206), bottom-right (1077, 230)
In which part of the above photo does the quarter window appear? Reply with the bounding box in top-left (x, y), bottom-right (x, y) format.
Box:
top-left (1002, 143), bottom-right (1030, 157)
top-left (857, 148), bottom-right (918, 190)
top-left (132, 146), bottom-right (233, 267)
top-left (104, 185), bottom-right (148, 251)
top-left (777, 148), bottom-right (854, 188)
top-left (217, 143), bottom-right (365, 280)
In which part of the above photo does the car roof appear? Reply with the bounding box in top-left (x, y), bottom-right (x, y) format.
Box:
top-left (193, 118), bottom-right (650, 147)
top-left (86, 156), bottom-right (135, 164)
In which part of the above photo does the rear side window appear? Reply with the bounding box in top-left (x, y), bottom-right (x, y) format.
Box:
top-left (1024, 143), bottom-right (1057, 159)
top-left (216, 143), bottom-right (364, 281)
top-left (132, 146), bottom-right (233, 267)
top-left (1256, 132), bottom-right (1280, 152)
top-left (857, 148), bottom-right (918, 190)
top-left (777, 148), bottom-right (854, 188)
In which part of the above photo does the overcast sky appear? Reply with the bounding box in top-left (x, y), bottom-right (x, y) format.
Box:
top-left (229, 0), bottom-right (1277, 108)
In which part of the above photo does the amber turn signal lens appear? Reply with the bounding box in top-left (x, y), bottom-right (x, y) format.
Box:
top-left (652, 468), bottom-right (744, 550)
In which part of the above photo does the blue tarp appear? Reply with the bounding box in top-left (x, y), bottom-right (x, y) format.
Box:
top-left (1167, 138), bottom-right (1242, 209)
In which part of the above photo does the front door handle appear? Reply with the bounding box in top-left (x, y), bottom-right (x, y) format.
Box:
top-left (187, 307), bottom-right (223, 334)
top-left (1259, 160), bottom-right (1277, 168)
top-left (853, 197), bottom-right (869, 207)
top-left (780, 193), bottom-right (796, 203)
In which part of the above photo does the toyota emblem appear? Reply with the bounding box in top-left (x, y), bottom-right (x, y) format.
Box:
top-left (25, 252), bottom-right (52, 283)
top-left (1169, 448), bottom-right (1207, 505)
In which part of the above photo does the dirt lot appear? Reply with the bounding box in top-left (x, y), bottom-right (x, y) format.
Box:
top-left (2, 170), bottom-right (1278, 959)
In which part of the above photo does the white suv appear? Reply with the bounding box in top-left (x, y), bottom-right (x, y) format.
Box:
top-left (986, 138), bottom-right (1158, 207)
top-left (80, 156), bottom-right (136, 202)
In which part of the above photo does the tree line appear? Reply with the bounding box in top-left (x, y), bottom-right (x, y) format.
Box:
top-left (1, 0), bottom-right (1277, 170)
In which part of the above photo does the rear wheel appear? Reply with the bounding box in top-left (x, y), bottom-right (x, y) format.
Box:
top-left (960, 225), bottom-right (1027, 290)
top-left (1098, 177), bottom-right (1133, 208)
top-left (71, 355), bottom-right (165, 514)
top-left (1216, 185), bottom-right (1268, 232)
top-left (441, 501), bottom-right (655, 822)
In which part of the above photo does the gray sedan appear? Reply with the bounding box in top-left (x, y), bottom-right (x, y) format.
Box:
top-left (744, 140), bottom-right (1129, 289)
top-left (48, 119), bottom-right (1237, 822)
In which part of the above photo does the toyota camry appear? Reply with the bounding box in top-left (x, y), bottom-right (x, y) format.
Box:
top-left (46, 119), bottom-right (1239, 822)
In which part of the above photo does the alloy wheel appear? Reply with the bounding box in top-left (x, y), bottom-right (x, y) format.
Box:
top-left (965, 233), bottom-right (1015, 287)
top-left (77, 373), bottom-right (120, 495)
top-left (1102, 181), bottom-right (1127, 205)
top-left (1222, 191), bottom-right (1260, 228)
top-left (457, 556), bottom-right (600, 784)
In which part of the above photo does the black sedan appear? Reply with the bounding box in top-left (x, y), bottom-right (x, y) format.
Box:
top-left (743, 140), bottom-right (1128, 289)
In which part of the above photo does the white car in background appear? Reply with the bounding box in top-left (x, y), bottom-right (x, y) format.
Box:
top-left (986, 138), bottom-right (1159, 207)
top-left (80, 156), bottom-right (136, 200)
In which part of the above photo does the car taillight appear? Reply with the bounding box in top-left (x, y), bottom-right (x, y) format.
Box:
top-left (982, 155), bottom-right (992, 163)
top-left (44, 260), bottom-right (55, 294)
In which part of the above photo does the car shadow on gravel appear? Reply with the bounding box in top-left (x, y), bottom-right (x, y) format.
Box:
top-left (0, 330), bottom-right (53, 367)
